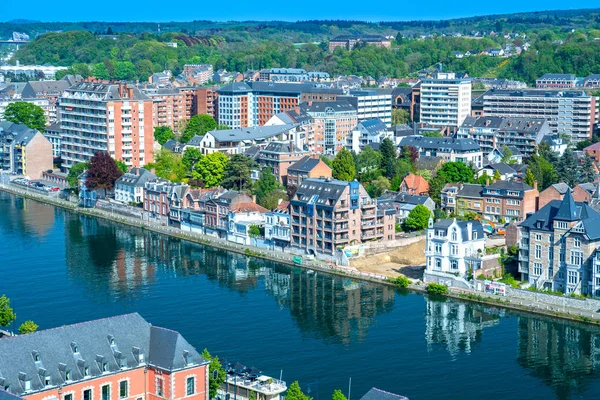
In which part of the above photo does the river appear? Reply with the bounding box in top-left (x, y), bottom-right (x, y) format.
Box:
top-left (1, 191), bottom-right (600, 400)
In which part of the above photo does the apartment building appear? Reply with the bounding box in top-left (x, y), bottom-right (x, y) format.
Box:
top-left (458, 116), bottom-right (551, 157)
top-left (480, 89), bottom-right (596, 143)
top-left (139, 87), bottom-right (188, 130)
top-left (290, 178), bottom-right (395, 255)
top-left (339, 90), bottom-right (393, 127)
top-left (256, 141), bottom-right (308, 184)
top-left (0, 313), bottom-right (208, 400)
top-left (399, 135), bottom-right (483, 169)
top-left (183, 64), bottom-right (213, 85)
top-left (583, 74), bottom-right (600, 88)
top-left (0, 121), bottom-right (52, 179)
top-left (535, 73), bottom-right (576, 89)
top-left (44, 122), bottom-right (61, 159)
top-left (265, 108), bottom-right (316, 152)
top-left (482, 180), bottom-right (538, 222)
top-left (114, 167), bottom-right (156, 204)
top-left (0, 98), bottom-right (50, 124)
top-left (194, 87), bottom-right (218, 118)
top-left (259, 68), bottom-right (330, 82)
top-left (286, 156), bottom-right (332, 188)
top-left (199, 124), bottom-right (298, 155)
top-left (265, 201), bottom-right (291, 250)
top-left (346, 118), bottom-right (392, 153)
top-left (419, 72), bottom-right (472, 131)
top-left (518, 190), bottom-right (600, 295)
top-left (59, 82), bottom-right (154, 171)
top-left (328, 35), bottom-right (391, 51)
top-left (302, 101), bottom-right (358, 155)
top-left (425, 218), bottom-right (485, 278)
top-left (143, 179), bottom-right (173, 219)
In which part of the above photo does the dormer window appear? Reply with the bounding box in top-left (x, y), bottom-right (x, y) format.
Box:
top-left (44, 376), bottom-right (51, 386)
top-left (24, 381), bottom-right (31, 391)
top-left (32, 352), bottom-right (40, 362)
top-left (102, 362), bottom-right (108, 372)
top-left (65, 370), bottom-right (72, 381)
top-left (84, 367), bottom-right (90, 377)
top-left (71, 342), bottom-right (79, 353)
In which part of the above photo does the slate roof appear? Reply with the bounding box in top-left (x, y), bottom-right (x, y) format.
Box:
top-left (0, 313), bottom-right (206, 397)
top-left (207, 125), bottom-right (296, 143)
top-left (0, 121), bottom-right (41, 146)
top-left (460, 116), bottom-right (548, 134)
top-left (380, 191), bottom-right (431, 205)
top-left (487, 180), bottom-right (533, 192)
top-left (260, 141), bottom-right (305, 154)
top-left (357, 119), bottom-right (388, 135)
top-left (0, 389), bottom-right (22, 400)
top-left (115, 167), bottom-right (156, 187)
top-left (443, 183), bottom-right (484, 199)
top-left (399, 136), bottom-right (480, 152)
top-left (584, 142), bottom-right (600, 152)
top-left (163, 139), bottom-right (182, 153)
top-left (22, 80), bottom-right (70, 97)
top-left (520, 192), bottom-right (600, 239)
top-left (538, 73), bottom-right (576, 80)
top-left (301, 100), bottom-right (356, 114)
top-left (546, 182), bottom-right (570, 195)
top-left (431, 219), bottom-right (484, 240)
top-left (414, 156), bottom-right (443, 171)
top-left (293, 178), bottom-right (349, 205)
top-left (288, 156), bottom-right (328, 173)
top-left (65, 82), bottom-right (150, 101)
top-left (186, 135), bottom-right (204, 147)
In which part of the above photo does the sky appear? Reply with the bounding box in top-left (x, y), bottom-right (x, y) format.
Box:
top-left (2, 1), bottom-right (600, 22)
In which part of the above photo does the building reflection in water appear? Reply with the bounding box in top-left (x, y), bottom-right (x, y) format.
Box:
top-left (517, 315), bottom-right (600, 399)
top-left (0, 193), bottom-right (56, 238)
top-left (63, 213), bottom-right (396, 343)
top-left (424, 298), bottom-right (502, 357)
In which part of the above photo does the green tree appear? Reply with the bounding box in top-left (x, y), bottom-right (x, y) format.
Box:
top-left (476, 172), bottom-right (490, 185)
top-left (332, 390), bottom-right (347, 400)
top-left (580, 155), bottom-right (596, 183)
top-left (493, 169), bottom-right (501, 182)
top-left (248, 224), bottom-right (262, 237)
top-left (0, 295), bottom-right (16, 328)
top-left (428, 175), bottom-right (448, 205)
top-left (66, 161), bottom-right (89, 190)
top-left (366, 176), bottom-right (390, 198)
top-left (524, 168), bottom-right (536, 186)
top-left (222, 154), bottom-right (257, 191)
top-left (261, 190), bottom-right (288, 210)
top-left (528, 153), bottom-right (557, 191)
top-left (182, 147), bottom-right (203, 172)
top-left (255, 167), bottom-right (280, 206)
top-left (286, 381), bottom-right (312, 400)
top-left (392, 108), bottom-right (409, 125)
top-left (421, 131), bottom-right (443, 138)
top-left (403, 204), bottom-right (431, 231)
top-left (4, 102), bottom-right (46, 131)
top-left (154, 126), bottom-right (174, 146)
top-left (18, 320), bottom-right (38, 334)
top-left (556, 148), bottom-right (578, 187)
top-left (437, 162), bottom-right (475, 183)
top-left (379, 138), bottom-right (397, 169)
top-left (332, 148), bottom-right (356, 181)
top-left (500, 145), bottom-right (514, 164)
top-left (194, 152), bottom-right (228, 187)
top-left (182, 114), bottom-right (217, 143)
top-left (148, 150), bottom-right (187, 182)
top-left (116, 160), bottom-right (128, 173)
top-left (356, 146), bottom-right (382, 179)
top-left (201, 349), bottom-right (226, 399)
top-left (85, 152), bottom-right (123, 195)
top-left (385, 158), bottom-right (412, 180)
top-left (415, 169), bottom-right (432, 181)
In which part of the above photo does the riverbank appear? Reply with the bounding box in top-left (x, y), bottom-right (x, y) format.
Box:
top-left (3, 183), bottom-right (600, 327)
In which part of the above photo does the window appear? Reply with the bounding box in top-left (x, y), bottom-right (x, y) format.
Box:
top-left (102, 385), bottom-right (110, 400)
top-left (574, 237), bottom-right (581, 248)
top-left (83, 389), bottom-right (92, 400)
top-left (156, 378), bottom-right (164, 397)
top-left (451, 245), bottom-right (458, 256)
top-left (119, 381), bottom-right (128, 399)
top-left (570, 251), bottom-right (583, 266)
top-left (44, 377), bottom-right (51, 386)
top-left (65, 394), bottom-right (73, 400)
top-left (435, 258), bottom-right (442, 270)
top-left (533, 263), bottom-right (542, 276)
top-left (450, 259), bottom-right (458, 270)
top-left (435, 243), bottom-right (442, 254)
top-left (535, 245), bottom-right (542, 259)
top-left (451, 228), bottom-right (457, 241)
top-left (65, 371), bottom-right (72, 381)
top-left (186, 377), bottom-right (195, 396)
top-left (84, 367), bottom-right (89, 377)
top-left (568, 271), bottom-right (579, 284)
top-left (557, 221), bottom-right (568, 229)
top-left (535, 234), bottom-right (542, 241)
top-left (102, 362), bottom-right (108, 372)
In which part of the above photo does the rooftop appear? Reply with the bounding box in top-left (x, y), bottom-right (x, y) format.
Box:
top-left (399, 135), bottom-right (480, 152)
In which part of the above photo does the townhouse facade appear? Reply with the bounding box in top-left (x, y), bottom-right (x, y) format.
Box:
top-left (480, 89), bottom-right (596, 143)
top-left (143, 179), bottom-right (173, 219)
top-left (535, 74), bottom-right (576, 89)
top-left (114, 167), bottom-right (156, 204)
top-left (0, 313), bottom-right (208, 400)
top-left (59, 82), bottom-right (154, 171)
top-left (286, 156), bottom-right (333, 188)
top-left (441, 183), bottom-right (485, 216)
top-left (255, 141), bottom-right (307, 184)
top-left (264, 201), bottom-right (291, 250)
top-left (399, 135), bottom-right (483, 169)
top-left (227, 202), bottom-right (269, 245)
top-left (425, 218), bottom-right (485, 278)
top-left (0, 121), bottom-right (53, 179)
top-left (518, 190), bottom-right (600, 295)
top-left (481, 180), bottom-right (538, 222)
top-left (419, 72), bottom-right (472, 131)
top-left (290, 178), bottom-right (395, 255)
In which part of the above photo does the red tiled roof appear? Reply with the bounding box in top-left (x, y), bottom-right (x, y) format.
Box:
top-left (230, 202), bottom-right (269, 213)
top-left (584, 142), bottom-right (600, 151)
top-left (276, 201), bottom-right (290, 210)
top-left (401, 173), bottom-right (429, 194)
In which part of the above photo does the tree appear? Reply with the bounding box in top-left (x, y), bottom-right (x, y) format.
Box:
top-left (0, 295), bottom-right (16, 328)
top-left (286, 382), bottom-right (312, 400)
top-left (116, 160), bottom-right (128, 173)
top-left (255, 167), bottom-right (280, 206)
top-left (356, 146), bottom-right (382, 179)
top-left (182, 114), bottom-right (217, 143)
top-left (528, 152), bottom-right (557, 191)
top-left (379, 138), bottom-right (397, 168)
top-left (332, 149), bottom-right (356, 181)
top-left (403, 204), bottom-right (431, 231)
top-left (18, 320), bottom-right (38, 334)
top-left (493, 169), bottom-right (501, 182)
top-left (332, 390), bottom-right (347, 400)
top-left (4, 102), bottom-right (46, 131)
top-left (85, 152), bottom-right (123, 195)
top-left (148, 150), bottom-right (187, 182)
top-left (556, 148), bottom-right (578, 187)
top-left (385, 158), bottom-right (412, 180)
top-left (428, 175), bottom-right (447, 205)
top-left (421, 131), bottom-right (443, 138)
top-left (399, 145), bottom-right (418, 167)
top-left (222, 154), bottom-right (257, 191)
top-left (67, 161), bottom-right (88, 190)
top-left (154, 126), bottom-right (174, 145)
top-left (415, 169), bottom-right (432, 182)
top-left (182, 147), bottom-right (203, 172)
top-left (201, 349), bottom-right (226, 399)
top-left (248, 224), bottom-right (262, 237)
top-left (524, 168), bottom-right (536, 186)
top-left (194, 152), bottom-right (228, 187)
top-left (392, 108), bottom-right (409, 125)
top-left (367, 176), bottom-right (390, 198)
top-left (477, 172), bottom-right (490, 185)
top-left (580, 155), bottom-right (596, 183)
top-left (261, 190), bottom-right (288, 210)
top-left (500, 145), bottom-right (514, 163)
top-left (437, 162), bottom-right (475, 183)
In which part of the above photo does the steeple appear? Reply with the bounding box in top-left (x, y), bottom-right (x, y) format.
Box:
top-left (555, 188), bottom-right (578, 221)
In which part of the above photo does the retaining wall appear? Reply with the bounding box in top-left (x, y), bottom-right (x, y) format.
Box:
top-left (505, 287), bottom-right (600, 313)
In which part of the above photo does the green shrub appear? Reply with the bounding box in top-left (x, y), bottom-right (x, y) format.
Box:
top-left (394, 276), bottom-right (410, 288)
top-left (426, 283), bottom-right (449, 295)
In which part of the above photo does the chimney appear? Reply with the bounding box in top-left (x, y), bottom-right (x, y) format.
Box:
top-left (252, 195), bottom-right (257, 203)
top-left (533, 180), bottom-right (538, 190)
top-left (128, 87), bottom-right (134, 99)
top-left (486, 177), bottom-right (490, 186)
top-left (118, 83), bottom-right (125, 98)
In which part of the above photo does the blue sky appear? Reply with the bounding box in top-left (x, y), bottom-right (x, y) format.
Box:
top-left (2, 1), bottom-right (599, 22)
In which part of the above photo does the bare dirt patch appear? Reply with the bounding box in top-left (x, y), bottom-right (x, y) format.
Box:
top-left (350, 239), bottom-right (426, 279)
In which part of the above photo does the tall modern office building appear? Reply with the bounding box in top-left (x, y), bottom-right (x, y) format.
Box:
top-left (420, 72), bottom-right (472, 132)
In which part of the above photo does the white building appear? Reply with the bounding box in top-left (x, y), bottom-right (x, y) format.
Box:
top-left (227, 202), bottom-right (269, 245)
top-left (264, 202), bottom-right (291, 250)
top-left (425, 218), bottom-right (485, 278)
top-left (420, 72), bottom-right (472, 131)
top-left (114, 167), bottom-right (157, 204)
top-left (199, 124), bottom-right (299, 155)
top-left (341, 90), bottom-right (393, 127)
top-left (346, 118), bottom-right (392, 153)
top-left (399, 135), bottom-right (483, 169)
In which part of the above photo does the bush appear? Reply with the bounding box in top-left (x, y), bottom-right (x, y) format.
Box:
top-left (395, 223), bottom-right (403, 233)
top-left (426, 283), bottom-right (449, 295)
top-left (394, 276), bottom-right (410, 288)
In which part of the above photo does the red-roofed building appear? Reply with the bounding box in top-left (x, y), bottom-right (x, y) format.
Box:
top-left (584, 142), bottom-right (600, 163)
top-left (228, 201), bottom-right (269, 245)
top-left (400, 173), bottom-right (430, 196)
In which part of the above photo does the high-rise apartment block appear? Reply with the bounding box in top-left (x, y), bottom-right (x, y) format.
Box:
top-left (419, 72), bottom-right (472, 131)
top-left (59, 82), bottom-right (154, 171)
top-left (302, 101), bottom-right (358, 155)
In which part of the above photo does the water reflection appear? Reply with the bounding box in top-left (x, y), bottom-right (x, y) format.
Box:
top-left (0, 193), bottom-right (56, 238)
top-left (517, 315), bottom-right (600, 399)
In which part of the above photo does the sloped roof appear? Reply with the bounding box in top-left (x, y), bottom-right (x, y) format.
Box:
top-left (116, 167), bottom-right (156, 187)
top-left (230, 202), bottom-right (269, 214)
top-left (260, 141), bottom-right (305, 154)
top-left (186, 135), bottom-right (204, 146)
top-left (555, 189), bottom-right (578, 221)
top-left (302, 100), bottom-right (356, 114)
top-left (546, 182), bottom-right (570, 195)
top-left (357, 119), bottom-right (388, 135)
top-left (381, 191), bottom-right (431, 205)
top-left (207, 124), bottom-right (296, 143)
top-left (288, 156), bottom-right (330, 173)
top-left (0, 313), bottom-right (206, 397)
top-left (401, 173), bottom-right (429, 194)
top-left (399, 135), bottom-right (480, 152)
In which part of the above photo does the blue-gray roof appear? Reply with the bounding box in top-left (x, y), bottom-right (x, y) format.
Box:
top-left (432, 219), bottom-right (484, 240)
top-left (288, 156), bottom-right (325, 173)
top-left (0, 313), bottom-right (206, 397)
top-left (360, 388), bottom-right (408, 400)
top-left (399, 135), bottom-right (480, 152)
top-left (357, 119), bottom-right (388, 135)
top-left (208, 124), bottom-right (296, 143)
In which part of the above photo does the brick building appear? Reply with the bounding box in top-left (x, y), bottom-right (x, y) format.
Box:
top-left (286, 156), bottom-right (332, 188)
top-left (194, 87), bottom-right (218, 118)
top-left (538, 182), bottom-right (570, 209)
top-left (481, 180), bottom-right (538, 222)
top-left (0, 313), bottom-right (208, 400)
top-left (256, 141), bottom-right (308, 184)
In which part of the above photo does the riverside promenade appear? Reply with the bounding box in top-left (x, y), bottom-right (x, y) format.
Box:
top-left (3, 182), bottom-right (600, 326)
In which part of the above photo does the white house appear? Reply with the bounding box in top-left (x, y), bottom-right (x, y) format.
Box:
top-left (264, 201), bottom-right (291, 250)
top-left (199, 124), bottom-right (299, 155)
top-left (227, 202), bottom-right (269, 245)
top-left (425, 218), bottom-right (485, 278)
top-left (114, 167), bottom-right (156, 204)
